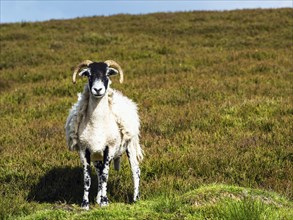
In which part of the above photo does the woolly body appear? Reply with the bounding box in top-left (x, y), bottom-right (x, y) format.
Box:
top-left (65, 85), bottom-right (142, 161)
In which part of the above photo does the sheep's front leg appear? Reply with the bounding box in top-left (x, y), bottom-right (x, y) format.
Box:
top-left (80, 149), bottom-right (91, 210)
top-left (127, 148), bottom-right (141, 202)
top-left (94, 160), bottom-right (103, 205)
top-left (99, 146), bottom-right (114, 207)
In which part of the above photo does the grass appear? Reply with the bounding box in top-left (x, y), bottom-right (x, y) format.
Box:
top-left (0, 8), bottom-right (292, 219)
top-left (211, 198), bottom-right (277, 220)
top-left (11, 185), bottom-right (293, 220)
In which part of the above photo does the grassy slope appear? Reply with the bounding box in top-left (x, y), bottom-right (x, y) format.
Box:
top-left (0, 8), bottom-right (292, 219)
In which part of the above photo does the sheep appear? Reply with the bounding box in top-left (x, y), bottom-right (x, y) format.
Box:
top-left (65, 60), bottom-right (143, 209)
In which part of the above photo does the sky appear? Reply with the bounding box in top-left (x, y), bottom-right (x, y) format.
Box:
top-left (1, 1), bottom-right (292, 24)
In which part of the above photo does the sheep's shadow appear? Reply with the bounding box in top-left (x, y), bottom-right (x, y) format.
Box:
top-left (27, 167), bottom-right (90, 204)
top-left (27, 166), bottom-right (132, 204)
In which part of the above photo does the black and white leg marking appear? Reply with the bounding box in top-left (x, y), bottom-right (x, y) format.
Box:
top-left (80, 149), bottom-right (91, 210)
top-left (99, 146), bottom-right (114, 207)
top-left (94, 160), bottom-right (103, 205)
top-left (127, 148), bottom-right (141, 202)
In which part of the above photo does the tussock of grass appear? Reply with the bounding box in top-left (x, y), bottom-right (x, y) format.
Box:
top-left (1, 8), bottom-right (292, 219)
top-left (210, 198), bottom-right (278, 220)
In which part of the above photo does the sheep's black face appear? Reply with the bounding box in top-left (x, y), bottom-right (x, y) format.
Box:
top-left (79, 62), bottom-right (118, 98)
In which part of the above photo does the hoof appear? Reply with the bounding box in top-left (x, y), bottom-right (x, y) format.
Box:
top-left (81, 200), bottom-right (89, 210)
top-left (100, 202), bottom-right (109, 207)
top-left (99, 196), bottom-right (109, 207)
top-left (133, 194), bottom-right (140, 203)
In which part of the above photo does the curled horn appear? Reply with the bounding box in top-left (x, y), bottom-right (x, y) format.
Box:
top-left (104, 60), bottom-right (124, 83)
top-left (72, 60), bottom-right (93, 84)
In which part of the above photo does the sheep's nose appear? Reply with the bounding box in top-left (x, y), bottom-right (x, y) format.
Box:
top-left (94, 88), bottom-right (102, 93)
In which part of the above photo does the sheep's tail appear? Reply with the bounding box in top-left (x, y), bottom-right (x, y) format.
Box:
top-left (129, 135), bottom-right (144, 162)
top-left (113, 135), bottom-right (143, 171)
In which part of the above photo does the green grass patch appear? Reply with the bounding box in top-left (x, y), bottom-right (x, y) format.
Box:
top-left (11, 185), bottom-right (293, 220)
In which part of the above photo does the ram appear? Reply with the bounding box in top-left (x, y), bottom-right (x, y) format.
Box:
top-left (65, 60), bottom-right (143, 209)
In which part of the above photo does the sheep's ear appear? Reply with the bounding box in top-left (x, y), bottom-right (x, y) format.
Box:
top-left (79, 68), bottom-right (90, 77)
top-left (107, 68), bottom-right (118, 76)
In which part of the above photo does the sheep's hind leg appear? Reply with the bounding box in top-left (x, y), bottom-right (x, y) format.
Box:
top-left (99, 146), bottom-right (114, 207)
top-left (94, 160), bottom-right (103, 205)
top-left (127, 147), bottom-right (141, 202)
top-left (80, 149), bottom-right (91, 210)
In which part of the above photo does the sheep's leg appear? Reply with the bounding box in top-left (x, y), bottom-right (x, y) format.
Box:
top-left (127, 147), bottom-right (141, 202)
top-left (80, 149), bottom-right (91, 210)
top-left (99, 146), bottom-right (114, 207)
top-left (93, 160), bottom-right (103, 205)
